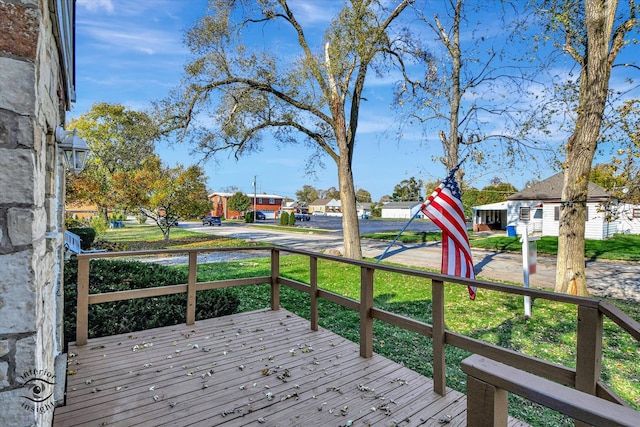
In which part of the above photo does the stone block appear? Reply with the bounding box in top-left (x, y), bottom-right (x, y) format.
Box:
top-left (0, 57), bottom-right (35, 114)
top-left (0, 361), bottom-right (8, 388)
top-left (0, 148), bottom-right (35, 205)
top-left (7, 208), bottom-right (36, 247)
top-left (0, 110), bottom-right (34, 149)
top-left (15, 336), bottom-right (36, 385)
top-left (0, 2), bottom-right (38, 59)
top-left (0, 339), bottom-right (8, 358)
top-left (0, 252), bottom-right (36, 334)
top-left (0, 388), bottom-right (39, 426)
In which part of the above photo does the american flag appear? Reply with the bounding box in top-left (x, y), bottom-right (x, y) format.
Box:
top-left (421, 174), bottom-right (476, 300)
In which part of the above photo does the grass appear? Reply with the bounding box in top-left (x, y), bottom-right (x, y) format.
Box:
top-left (362, 231), bottom-right (640, 262)
top-left (94, 223), bottom-right (640, 426)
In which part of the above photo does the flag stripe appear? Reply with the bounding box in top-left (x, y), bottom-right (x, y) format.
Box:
top-left (421, 175), bottom-right (476, 299)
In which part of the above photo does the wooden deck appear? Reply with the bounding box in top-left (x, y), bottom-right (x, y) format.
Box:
top-left (54, 309), bottom-right (529, 427)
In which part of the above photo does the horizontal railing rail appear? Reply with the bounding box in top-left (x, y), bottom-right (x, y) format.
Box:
top-left (72, 245), bottom-right (640, 422)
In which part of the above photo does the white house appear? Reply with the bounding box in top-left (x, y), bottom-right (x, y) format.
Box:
top-left (614, 203), bottom-right (640, 234)
top-left (381, 201), bottom-right (424, 219)
top-left (473, 173), bottom-right (623, 240)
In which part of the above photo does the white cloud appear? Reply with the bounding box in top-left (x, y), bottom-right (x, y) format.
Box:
top-left (77, 0), bottom-right (114, 13)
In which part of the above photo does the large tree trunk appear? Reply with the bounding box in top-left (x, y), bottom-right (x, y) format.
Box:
top-left (555, 0), bottom-right (614, 295)
top-left (338, 155), bottom-right (362, 260)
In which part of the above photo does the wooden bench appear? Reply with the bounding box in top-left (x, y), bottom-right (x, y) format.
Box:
top-left (461, 354), bottom-right (639, 427)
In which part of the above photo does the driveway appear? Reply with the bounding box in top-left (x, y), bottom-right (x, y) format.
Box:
top-left (182, 221), bottom-right (640, 302)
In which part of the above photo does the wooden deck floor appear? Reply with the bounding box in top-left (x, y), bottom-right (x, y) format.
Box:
top-left (54, 309), bottom-right (529, 426)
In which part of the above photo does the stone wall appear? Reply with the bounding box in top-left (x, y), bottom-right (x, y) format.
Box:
top-left (0, 0), bottom-right (67, 425)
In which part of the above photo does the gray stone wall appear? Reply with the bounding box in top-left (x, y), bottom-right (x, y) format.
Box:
top-left (0, 0), bottom-right (67, 425)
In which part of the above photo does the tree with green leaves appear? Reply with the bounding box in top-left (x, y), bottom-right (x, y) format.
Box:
top-left (391, 177), bottom-right (424, 201)
top-left (228, 192), bottom-right (251, 216)
top-left (531, 0), bottom-right (638, 295)
top-left (67, 103), bottom-right (160, 218)
top-left (356, 188), bottom-right (372, 202)
top-left (157, 0), bottom-right (415, 259)
top-left (130, 156), bottom-right (210, 242)
top-left (296, 185), bottom-right (320, 204)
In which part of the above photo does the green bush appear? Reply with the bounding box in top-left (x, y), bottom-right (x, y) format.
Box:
top-left (89, 216), bottom-right (108, 237)
top-left (280, 212), bottom-right (289, 226)
top-left (67, 227), bottom-right (96, 250)
top-left (63, 259), bottom-right (240, 348)
top-left (244, 212), bottom-right (254, 223)
top-left (288, 212), bottom-right (296, 226)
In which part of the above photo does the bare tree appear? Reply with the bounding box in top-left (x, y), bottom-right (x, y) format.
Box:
top-left (157, 0), bottom-right (415, 259)
top-left (397, 0), bottom-right (540, 184)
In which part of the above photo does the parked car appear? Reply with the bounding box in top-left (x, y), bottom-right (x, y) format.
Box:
top-left (248, 211), bottom-right (266, 220)
top-left (295, 213), bottom-right (311, 221)
top-left (202, 216), bottom-right (222, 226)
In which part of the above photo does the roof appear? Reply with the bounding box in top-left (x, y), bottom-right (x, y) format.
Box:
top-left (472, 201), bottom-right (509, 211)
top-left (507, 173), bottom-right (610, 202)
top-left (309, 198), bottom-right (332, 206)
top-left (381, 201), bottom-right (422, 209)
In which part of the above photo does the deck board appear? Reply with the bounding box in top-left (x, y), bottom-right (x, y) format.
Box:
top-left (54, 309), bottom-right (529, 426)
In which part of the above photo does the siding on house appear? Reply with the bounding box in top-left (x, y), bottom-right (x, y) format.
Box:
top-left (309, 198), bottom-right (331, 215)
top-left (381, 201), bottom-right (423, 219)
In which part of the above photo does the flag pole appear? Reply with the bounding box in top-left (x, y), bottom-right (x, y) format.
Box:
top-left (376, 155), bottom-right (469, 264)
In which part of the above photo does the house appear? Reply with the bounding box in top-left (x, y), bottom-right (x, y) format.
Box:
top-left (326, 198), bottom-right (342, 216)
top-left (208, 192), bottom-right (285, 219)
top-left (381, 201), bottom-right (424, 219)
top-left (473, 173), bottom-right (618, 240)
top-left (0, 1), bottom-right (75, 424)
top-left (356, 202), bottom-right (372, 218)
top-left (309, 198), bottom-right (331, 215)
top-left (612, 203), bottom-right (640, 234)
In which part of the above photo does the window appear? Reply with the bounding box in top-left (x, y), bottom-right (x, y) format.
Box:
top-left (519, 207), bottom-right (530, 221)
top-left (258, 198), bottom-right (263, 204)
top-left (633, 209), bottom-right (640, 219)
top-left (269, 198), bottom-right (275, 204)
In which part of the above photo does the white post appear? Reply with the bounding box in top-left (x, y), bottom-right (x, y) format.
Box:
top-left (521, 225), bottom-right (532, 317)
top-left (253, 176), bottom-right (257, 221)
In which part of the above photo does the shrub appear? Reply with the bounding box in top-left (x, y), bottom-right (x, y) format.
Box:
top-left (245, 212), bottom-right (254, 223)
top-left (288, 212), bottom-right (296, 226)
top-left (63, 258), bottom-right (240, 348)
top-left (89, 216), bottom-right (108, 237)
top-left (280, 212), bottom-right (289, 226)
top-left (67, 227), bottom-right (96, 249)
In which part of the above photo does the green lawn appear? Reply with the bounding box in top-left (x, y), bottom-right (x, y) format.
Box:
top-left (96, 224), bottom-right (640, 426)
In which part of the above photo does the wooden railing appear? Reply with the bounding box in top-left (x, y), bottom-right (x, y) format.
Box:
top-left (72, 246), bottom-right (640, 421)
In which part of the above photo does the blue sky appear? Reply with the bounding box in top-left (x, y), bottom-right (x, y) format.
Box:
top-left (72, 0), bottom-right (638, 201)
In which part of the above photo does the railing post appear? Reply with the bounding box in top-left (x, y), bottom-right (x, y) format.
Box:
top-left (76, 256), bottom-right (90, 346)
top-left (360, 266), bottom-right (374, 358)
top-left (186, 251), bottom-right (197, 325)
top-left (432, 279), bottom-right (446, 396)
top-left (575, 305), bottom-right (603, 427)
top-left (270, 248), bottom-right (280, 311)
top-left (310, 256), bottom-right (318, 331)
top-left (466, 375), bottom-right (509, 427)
